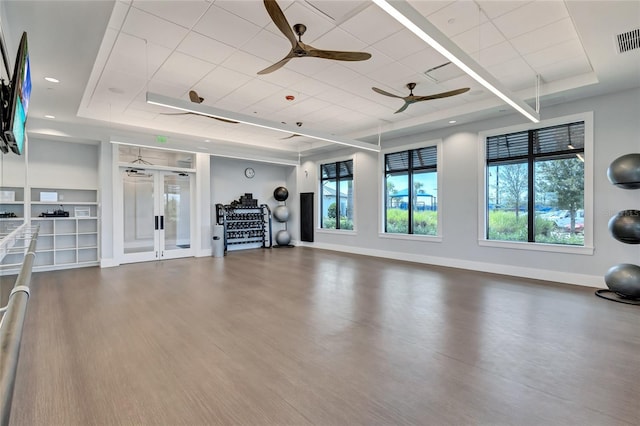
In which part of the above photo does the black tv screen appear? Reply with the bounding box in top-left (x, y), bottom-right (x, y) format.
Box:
top-left (4, 31), bottom-right (30, 155)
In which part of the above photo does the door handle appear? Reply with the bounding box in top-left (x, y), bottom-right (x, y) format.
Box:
top-left (160, 216), bottom-right (164, 230)
top-left (155, 215), bottom-right (159, 230)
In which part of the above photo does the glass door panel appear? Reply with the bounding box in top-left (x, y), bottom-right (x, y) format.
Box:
top-left (122, 170), bottom-right (156, 257)
top-left (162, 173), bottom-right (191, 256)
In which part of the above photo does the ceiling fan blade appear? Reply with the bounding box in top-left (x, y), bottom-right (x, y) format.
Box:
top-left (263, 0), bottom-right (297, 48)
top-left (414, 87), bottom-right (470, 102)
top-left (257, 53), bottom-right (294, 75)
top-left (160, 112), bottom-right (190, 116)
top-left (307, 47), bottom-right (371, 61)
top-left (280, 133), bottom-right (301, 140)
top-left (372, 87), bottom-right (403, 99)
top-left (394, 102), bottom-right (411, 114)
top-left (189, 90), bottom-right (204, 104)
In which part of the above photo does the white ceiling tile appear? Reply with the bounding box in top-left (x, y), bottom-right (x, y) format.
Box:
top-left (525, 39), bottom-right (586, 70)
top-left (225, 79), bottom-right (284, 106)
top-left (215, 0), bottom-right (271, 27)
top-left (486, 56), bottom-right (535, 83)
top-left (177, 32), bottom-right (237, 65)
top-left (195, 67), bottom-right (254, 102)
top-left (107, 33), bottom-right (169, 77)
top-left (311, 26), bottom-right (369, 53)
top-left (146, 80), bottom-right (193, 100)
top-left (366, 61), bottom-right (418, 88)
top-left (255, 67), bottom-right (308, 91)
top-left (121, 7), bottom-right (189, 50)
top-left (280, 96), bottom-right (333, 117)
top-left (286, 76), bottom-right (334, 97)
top-left (304, 0), bottom-right (369, 24)
top-left (373, 29), bottom-right (427, 61)
top-left (475, 0), bottom-right (531, 19)
top-left (341, 4), bottom-right (404, 45)
top-left (476, 41), bottom-right (521, 68)
top-left (510, 18), bottom-right (580, 56)
top-left (267, 1), bottom-right (335, 44)
top-left (193, 5), bottom-right (262, 49)
top-left (220, 50), bottom-right (272, 78)
top-left (152, 51), bottom-right (216, 87)
top-left (312, 63), bottom-right (361, 87)
top-left (407, 1), bottom-right (453, 18)
top-left (273, 55), bottom-right (335, 77)
top-left (345, 47), bottom-right (395, 76)
top-left (451, 21), bottom-right (505, 55)
top-left (428, 1), bottom-right (487, 38)
top-left (492, 1), bottom-right (569, 39)
top-left (536, 56), bottom-right (593, 83)
top-left (397, 47), bottom-right (449, 75)
top-left (132, 1), bottom-right (211, 29)
top-left (241, 29), bottom-right (292, 63)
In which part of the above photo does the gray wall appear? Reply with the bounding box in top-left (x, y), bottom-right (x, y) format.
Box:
top-left (299, 88), bottom-right (640, 288)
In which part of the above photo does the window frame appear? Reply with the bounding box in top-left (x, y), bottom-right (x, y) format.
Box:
top-left (318, 156), bottom-right (356, 234)
top-left (478, 112), bottom-right (594, 255)
top-left (379, 139), bottom-right (443, 242)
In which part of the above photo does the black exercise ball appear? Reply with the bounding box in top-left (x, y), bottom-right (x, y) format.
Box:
top-left (605, 263), bottom-right (640, 299)
top-left (274, 186), bottom-right (289, 202)
top-left (607, 153), bottom-right (640, 189)
top-left (608, 210), bottom-right (640, 244)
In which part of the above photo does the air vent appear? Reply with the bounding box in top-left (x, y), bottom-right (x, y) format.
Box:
top-left (423, 62), bottom-right (464, 83)
top-left (616, 28), bottom-right (640, 53)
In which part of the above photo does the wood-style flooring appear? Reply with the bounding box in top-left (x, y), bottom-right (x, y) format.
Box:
top-left (5, 247), bottom-right (640, 425)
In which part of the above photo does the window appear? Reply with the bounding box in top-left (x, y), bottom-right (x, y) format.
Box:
top-left (320, 159), bottom-right (354, 230)
top-left (485, 121), bottom-right (586, 246)
top-left (384, 146), bottom-right (438, 235)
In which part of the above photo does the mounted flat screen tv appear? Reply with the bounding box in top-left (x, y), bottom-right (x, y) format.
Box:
top-left (3, 31), bottom-right (30, 155)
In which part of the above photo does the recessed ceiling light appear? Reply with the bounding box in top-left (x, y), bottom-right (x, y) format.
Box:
top-left (205, 139), bottom-right (211, 143)
top-left (44, 77), bottom-right (59, 83)
top-left (448, 120), bottom-right (456, 124)
top-left (44, 115), bottom-right (55, 119)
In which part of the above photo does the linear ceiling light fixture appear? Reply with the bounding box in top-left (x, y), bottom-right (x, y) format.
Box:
top-left (372, 0), bottom-right (540, 123)
top-left (146, 92), bottom-right (381, 153)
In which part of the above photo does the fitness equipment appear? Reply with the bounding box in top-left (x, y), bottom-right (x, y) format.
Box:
top-left (273, 186), bottom-right (293, 248)
top-left (597, 153), bottom-right (640, 304)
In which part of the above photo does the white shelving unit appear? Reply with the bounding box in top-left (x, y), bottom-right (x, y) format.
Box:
top-left (28, 188), bottom-right (100, 272)
top-left (0, 186), bottom-right (27, 271)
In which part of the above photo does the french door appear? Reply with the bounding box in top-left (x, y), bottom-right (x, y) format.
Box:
top-left (120, 169), bottom-right (193, 263)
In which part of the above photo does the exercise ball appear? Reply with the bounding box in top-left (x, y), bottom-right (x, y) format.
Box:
top-left (275, 230), bottom-right (291, 246)
top-left (273, 205), bottom-right (290, 222)
top-left (605, 263), bottom-right (640, 299)
top-left (608, 210), bottom-right (640, 244)
top-left (274, 186), bottom-right (289, 202)
top-left (607, 153), bottom-right (640, 189)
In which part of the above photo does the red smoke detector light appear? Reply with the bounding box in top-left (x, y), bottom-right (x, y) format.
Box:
top-left (285, 95), bottom-right (295, 101)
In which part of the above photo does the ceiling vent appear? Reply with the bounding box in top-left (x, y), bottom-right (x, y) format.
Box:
top-left (616, 28), bottom-right (640, 54)
top-left (423, 62), bottom-right (464, 84)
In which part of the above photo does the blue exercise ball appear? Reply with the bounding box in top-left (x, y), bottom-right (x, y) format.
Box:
top-left (607, 153), bottom-right (640, 189)
top-left (275, 230), bottom-right (291, 246)
top-left (273, 205), bottom-right (290, 222)
top-left (605, 263), bottom-right (640, 298)
top-left (273, 186), bottom-right (289, 202)
top-left (608, 210), bottom-right (640, 244)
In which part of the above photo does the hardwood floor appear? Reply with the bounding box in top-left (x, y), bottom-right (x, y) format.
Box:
top-left (6, 247), bottom-right (640, 425)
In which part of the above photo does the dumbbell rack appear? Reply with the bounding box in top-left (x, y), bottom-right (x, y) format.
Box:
top-left (216, 204), bottom-right (272, 252)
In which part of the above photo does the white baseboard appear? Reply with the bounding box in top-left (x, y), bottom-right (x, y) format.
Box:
top-left (100, 258), bottom-right (119, 268)
top-left (302, 242), bottom-right (606, 289)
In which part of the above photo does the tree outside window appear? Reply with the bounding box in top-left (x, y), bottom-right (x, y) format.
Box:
top-left (320, 160), bottom-right (354, 230)
top-left (486, 122), bottom-right (585, 245)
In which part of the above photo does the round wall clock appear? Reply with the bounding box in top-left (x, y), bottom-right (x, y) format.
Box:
top-left (244, 167), bottom-right (255, 179)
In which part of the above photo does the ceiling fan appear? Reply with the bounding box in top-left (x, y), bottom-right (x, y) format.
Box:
top-left (280, 121), bottom-right (303, 140)
top-left (372, 83), bottom-right (470, 114)
top-left (160, 90), bottom-right (237, 124)
top-left (258, 0), bottom-right (372, 75)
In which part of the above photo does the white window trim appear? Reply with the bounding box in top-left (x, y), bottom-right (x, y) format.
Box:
top-left (317, 154), bottom-right (357, 232)
top-left (379, 139), bottom-right (443, 240)
top-left (477, 111), bottom-right (594, 255)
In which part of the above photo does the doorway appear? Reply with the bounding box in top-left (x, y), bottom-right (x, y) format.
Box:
top-left (120, 168), bottom-right (194, 263)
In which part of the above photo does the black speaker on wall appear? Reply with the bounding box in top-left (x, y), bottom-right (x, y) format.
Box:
top-left (300, 192), bottom-right (314, 242)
